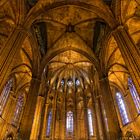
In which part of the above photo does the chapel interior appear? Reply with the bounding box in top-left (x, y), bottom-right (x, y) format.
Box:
top-left (0, 0), bottom-right (140, 140)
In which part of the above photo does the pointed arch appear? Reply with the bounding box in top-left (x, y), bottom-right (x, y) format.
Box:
top-left (25, 1), bottom-right (117, 29)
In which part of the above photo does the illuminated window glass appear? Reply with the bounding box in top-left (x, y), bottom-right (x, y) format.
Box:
top-left (46, 111), bottom-right (52, 137)
top-left (12, 95), bottom-right (24, 126)
top-left (61, 79), bottom-right (64, 86)
top-left (88, 109), bottom-right (93, 136)
top-left (0, 79), bottom-right (13, 115)
top-left (66, 111), bottom-right (73, 134)
top-left (116, 92), bottom-right (129, 125)
top-left (67, 80), bottom-right (73, 87)
top-left (76, 79), bottom-right (80, 86)
top-left (128, 78), bottom-right (140, 114)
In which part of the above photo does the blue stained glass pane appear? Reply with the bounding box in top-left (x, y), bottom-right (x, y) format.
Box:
top-left (0, 79), bottom-right (13, 114)
top-left (76, 79), bottom-right (80, 86)
top-left (128, 78), bottom-right (140, 114)
top-left (61, 79), bottom-right (64, 86)
top-left (116, 92), bottom-right (129, 125)
top-left (46, 111), bottom-right (52, 136)
top-left (12, 95), bottom-right (24, 126)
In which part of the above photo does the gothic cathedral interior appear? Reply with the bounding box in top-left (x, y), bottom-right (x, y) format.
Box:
top-left (0, 0), bottom-right (140, 140)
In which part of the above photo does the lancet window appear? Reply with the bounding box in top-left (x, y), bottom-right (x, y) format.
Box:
top-left (87, 109), bottom-right (93, 136)
top-left (116, 92), bottom-right (129, 125)
top-left (46, 111), bottom-right (52, 137)
top-left (66, 111), bottom-right (73, 135)
top-left (128, 78), bottom-right (140, 114)
top-left (0, 79), bottom-right (13, 115)
top-left (12, 95), bottom-right (24, 126)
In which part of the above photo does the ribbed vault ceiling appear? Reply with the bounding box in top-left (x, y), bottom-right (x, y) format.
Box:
top-left (0, 0), bottom-right (140, 96)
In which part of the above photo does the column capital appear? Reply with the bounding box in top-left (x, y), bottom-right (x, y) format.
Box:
top-left (96, 95), bottom-right (102, 99)
top-left (37, 95), bottom-right (45, 101)
top-left (98, 75), bottom-right (108, 82)
top-left (12, 25), bottom-right (29, 36)
top-left (111, 25), bottom-right (127, 34)
top-left (99, 77), bottom-right (108, 82)
top-left (32, 77), bottom-right (41, 82)
top-left (45, 103), bottom-right (50, 107)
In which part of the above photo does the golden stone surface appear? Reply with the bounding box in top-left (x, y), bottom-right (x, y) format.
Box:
top-left (0, 0), bottom-right (140, 139)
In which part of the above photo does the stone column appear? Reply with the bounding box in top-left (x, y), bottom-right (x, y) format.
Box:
top-left (98, 72), bottom-right (120, 140)
top-left (40, 103), bottom-right (49, 139)
top-left (91, 67), bottom-right (105, 140)
top-left (83, 90), bottom-right (90, 140)
top-left (0, 27), bottom-right (27, 92)
top-left (20, 77), bottom-right (41, 139)
top-left (90, 89), bottom-right (100, 140)
top-left (30, 80), bottom-right (47, 139)
top-left (77, 108), bottom-right (80, 139)
top-left (59, 101), bottom-right (64, 140)
top-left (95, 96), bottom-right (106, 140)
top-left (63, 94), bottom-right (66, 140)
top-left (59, 108), bottom-right (62, 140)
top-left (51, 93), bottom-right (57, 140)
top-left (74, 91), bottom-right (78, 140)
top-left (84, 108), bottom-right (90, 140)
top-left (112, 26), bottom-right (140, 94)
top-left (30, 95), bottom-right (45, 140)
top-left (38, 78), bottom-right (49, 139)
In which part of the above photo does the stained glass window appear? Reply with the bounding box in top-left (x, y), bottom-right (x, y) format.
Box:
top-left (76, 79), bottom-right (80, 86)
top-left (0, 79), bottom-right (13, 115)
top-left (46, 111), bottom-right (52, 137)
top-left (88, 109), bottom-right (93, 136)
top-left (12, 95), bottom-right (24, 126)
top-left (116, 92), bottom-right (129, 125)
top-left (66, 111), bottom-right (73, 134)
top-left (128, 78), bottom-right (140, 114)
top-left (67, 79), bottom-right (73, 87)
